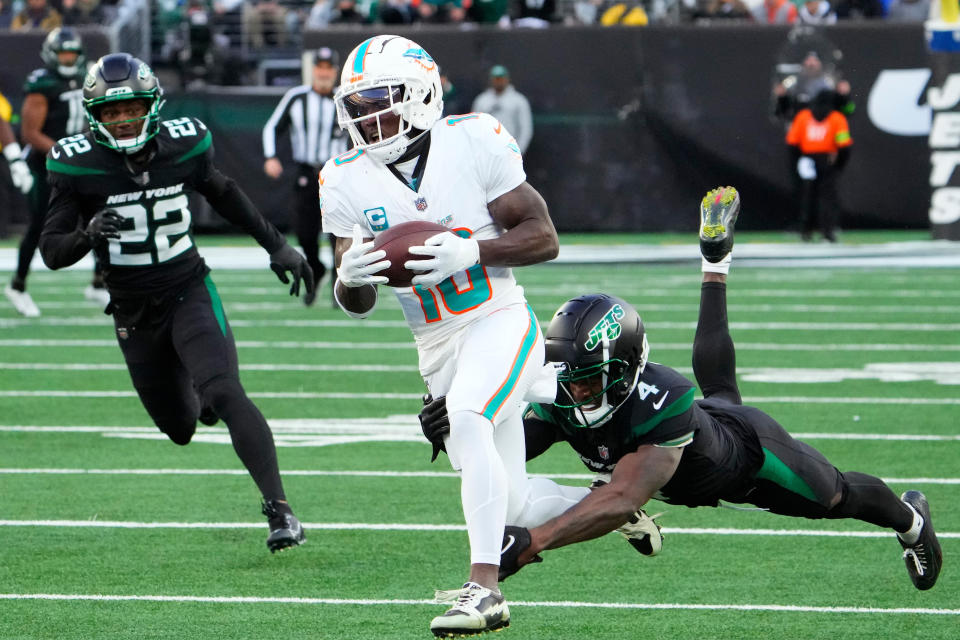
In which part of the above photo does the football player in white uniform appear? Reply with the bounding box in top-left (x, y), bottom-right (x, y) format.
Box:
top-left (320, 35), bottom-right (590, 637)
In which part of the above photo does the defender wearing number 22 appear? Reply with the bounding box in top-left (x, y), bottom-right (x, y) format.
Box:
top-left (320, 35), bottom-right (565, 637)
top-left (39, 53), bottom-right (315, 553)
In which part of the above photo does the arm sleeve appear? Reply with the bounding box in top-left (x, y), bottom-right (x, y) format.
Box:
top-left (522, 405), bottom-right (561, 461)
top-left (196, 163), bottom-right (287, 254)
top-left (40, 177), bottom-right (93, 269)
top-left (262, 89), bottom-right (295, 159)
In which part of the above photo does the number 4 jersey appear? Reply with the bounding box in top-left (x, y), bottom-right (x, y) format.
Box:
top-left (43, 117), bottom-right (286, 296)
top-left (320, 112), bottom-right (529, 372)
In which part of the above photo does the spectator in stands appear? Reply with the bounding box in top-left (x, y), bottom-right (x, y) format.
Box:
top-left (306, 0), bottom-right (334, 27)
top-left (752, 0), bottom-right (798, 23)
top-left (416, 0), bottom-right (468, 23)
top-left (886, 0), bottom-right (929, 20)
top-left (773, 50), bottom-right (852, 125)
top-left (243, 0), bottom-right (287, 49)
top-left (440, 67), bottom-right (467, 115)
top-left (786, 89), bottom-right (853, 242)
top-left (834, 0), bottom-right (884, 17)
top-left (471, 65), bottom-right (533, 154)
top-left (60, 0), bottom-right (103, 25)
top-left (470, 0), bottom-right (509, 23)
top-left (0, 0), bottom-right (15, 28)
top-left (695, 0), bottom-right (752, 19)
top-left (262, 48), bottom-right (346, 305)
top-left (11, 0), bottom-right (62, 30)
top-left (796, 0), bottom-right (837, 23)
top-left (380, 0), bottom-right (416, 23)
top-left (514, 0), bottom-right (557, 25)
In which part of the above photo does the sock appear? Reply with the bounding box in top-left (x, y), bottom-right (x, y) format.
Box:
top-left (897, 503), bottom-right (924, 545)
top-left (702, 252), bottom-right (732, 275)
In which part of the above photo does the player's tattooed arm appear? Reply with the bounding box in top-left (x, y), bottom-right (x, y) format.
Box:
top-left (520, 444), bottom-right (682, 563)
top-left (334, 234), bottom-right (379, 316)
top-left (482, 181), bottom-right (558, 267)
top-left (21, 94), bottom-right (57, 155)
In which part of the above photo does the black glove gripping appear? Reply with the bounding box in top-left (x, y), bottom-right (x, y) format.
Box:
top-left (84, 209), bottom-right (124, 245)
top-left (418, 393), bottom-right (449, 462)
top-left (499, 526), bottom-right (543, 582)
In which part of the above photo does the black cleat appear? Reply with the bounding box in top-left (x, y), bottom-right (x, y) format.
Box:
top-left (262, 500), bottom-right (305, 553)
top-left (898, 491), bottom-right (942, 590)
top-left (699, 186), bottom-right (740, 263)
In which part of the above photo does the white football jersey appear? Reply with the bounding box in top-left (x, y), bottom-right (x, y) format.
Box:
top-left (321, 112), bottom-right (528, 369)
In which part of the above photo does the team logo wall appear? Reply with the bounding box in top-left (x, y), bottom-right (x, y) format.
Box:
top-left (584, 304), bottom-right (625, 351)
top-left (927, 17), bottom-right (960, 239)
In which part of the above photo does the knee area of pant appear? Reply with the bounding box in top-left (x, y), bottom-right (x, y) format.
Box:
top-left (198, 376), bottom-right (245, 412)
top-left (157, 420), bottom-right (196, 445)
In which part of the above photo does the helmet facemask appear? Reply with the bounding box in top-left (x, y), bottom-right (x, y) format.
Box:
top-left (86, 94), bottom-right (163, 155)
top-left (555, 333), bottom-right (648, 428)
top-left (83, 55), bottom-right (164, 155)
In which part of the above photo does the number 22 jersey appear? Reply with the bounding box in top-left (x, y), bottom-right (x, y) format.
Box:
top-left (42, 117), bottom-right (285, 297)
top-left (320, 112), bottom-right (529, 372)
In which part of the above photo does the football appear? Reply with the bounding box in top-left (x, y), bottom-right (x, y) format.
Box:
top-left (373, 220), bottom-right (453, 288)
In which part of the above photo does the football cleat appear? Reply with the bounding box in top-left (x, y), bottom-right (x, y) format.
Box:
top-left (4, 284), bottom-right (40, 317)
top-left (897, 491), bottom-right (942, 590)
top-left (262, 500), bottom-right (305, 553)
top-left (431, 582), bottom-right (510, 637)
top-left (591, 474), bottom-right (663, 556)
top-left (84, 284), bottom-right (111, 307)
top-left (699, 186), bottom-right (740, 263)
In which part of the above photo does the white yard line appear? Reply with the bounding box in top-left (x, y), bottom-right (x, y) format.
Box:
top-left (0, 468), bottom-right (957, 485)
top-left (2, 390), bottom-right (960, 404)
top-left (0, 362), bottom-right (419, 372)
top-left (0, 592), bottom-right (956, 615)
top-left (2, 339), bottom-right (957, 352)
top-left (0, 520), bottom-right (957, 541)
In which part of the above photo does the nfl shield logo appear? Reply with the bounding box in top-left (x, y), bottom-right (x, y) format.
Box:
top-left (117, 327), bottom-right (129, 340)
top-left (414, 197), bottom-right (428, 211)
top-left (598, 445), bottom-right (609, 460)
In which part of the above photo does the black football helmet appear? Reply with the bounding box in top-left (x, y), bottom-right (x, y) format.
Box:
top-left (41, 27), bottom-right (85, 78)
top-left (545, 294), bottom-right (649, 428)
top-left (83, 53), bottom-right (164, 154)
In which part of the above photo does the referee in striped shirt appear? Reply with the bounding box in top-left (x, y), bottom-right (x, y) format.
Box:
top-left (262, 47), bottom-right (346, 305)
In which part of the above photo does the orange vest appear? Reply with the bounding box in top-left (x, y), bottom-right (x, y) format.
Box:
top-left (786, 109), bottom-right (852, 155)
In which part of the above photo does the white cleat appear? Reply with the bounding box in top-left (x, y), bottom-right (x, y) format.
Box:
top-left (591, 473), bottom-right (663, 555)
top-left (84, 285), bottom-right (111, 307)
top-left (431, 582), bottom-right (510, 637)
top-left (5, 285), bottom-right (40, 317)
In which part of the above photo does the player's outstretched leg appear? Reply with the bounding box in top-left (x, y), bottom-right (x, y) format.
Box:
top-left (431, 582), bottom-right (510, 638)
top-left (699, 186), bottom-right (740, 265)
top-left (897, 491), bottom-right (942, 590)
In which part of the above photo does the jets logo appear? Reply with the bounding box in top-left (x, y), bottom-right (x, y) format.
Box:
top-left (137, 62), bottom-right (152, 82)
top-left (584, 304), bottom-right (625, 351)
top-left (83, 71), bottom-right (97, 90)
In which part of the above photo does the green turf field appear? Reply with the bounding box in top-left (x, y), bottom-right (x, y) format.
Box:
top-left (0, 254), bottom-right (956, 639)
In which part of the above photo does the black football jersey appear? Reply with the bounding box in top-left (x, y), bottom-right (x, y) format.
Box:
top-left (23, 67), bottom-right (87, 162)
top-left (43, 117), bottom-right (284, 296)
top-left (525, 362), bottom-right (763, 508)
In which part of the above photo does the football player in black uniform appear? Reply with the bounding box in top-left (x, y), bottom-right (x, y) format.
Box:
top-left (39, 52), bottom-right (315, 552)
top-left (5, 27), bottom-right (108, 317)
top-left (421, 187), bottom-right (942, 591)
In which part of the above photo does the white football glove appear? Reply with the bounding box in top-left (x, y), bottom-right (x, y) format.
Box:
top-left (4, 143), bottom-right (34, 194)
top-left (406, 232), bottom-right (479, 288)
top-left (338, 223), bottom-right (390, 287)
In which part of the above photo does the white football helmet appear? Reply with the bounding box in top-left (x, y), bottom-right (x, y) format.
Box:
top-left (334, 35), bottom-right (443, 164)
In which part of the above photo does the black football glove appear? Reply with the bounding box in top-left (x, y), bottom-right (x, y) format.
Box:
top-left (418, 393), bottom-right (449, 462)
top-left (499, 525), bottom-right (542, 582)
top-left (84, 209), bottom-right (124, 245)
top-left (269, 243), bottom-right (315, 298)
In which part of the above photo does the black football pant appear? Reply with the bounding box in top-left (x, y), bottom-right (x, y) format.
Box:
top-left (692, 281), bottom-right (913, 531)
top-left (112, 274), bottom-right (286, 502)
top-left (799, 155), bottom-right (841, 241)
top-left (294, 163), bottom-right (327, 285)
top-left (13, 162), bottom-right (103, 287)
